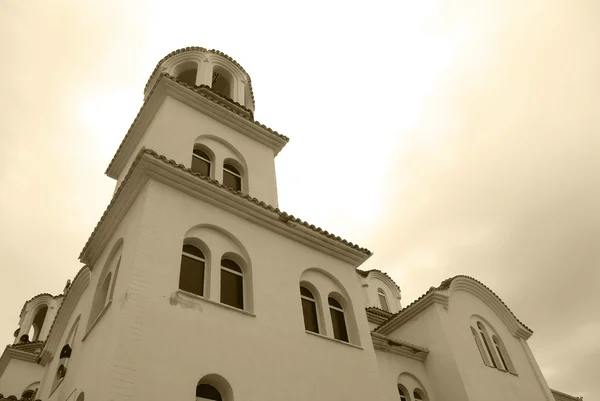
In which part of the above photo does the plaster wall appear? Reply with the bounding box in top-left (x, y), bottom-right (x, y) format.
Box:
top-left (0, 359), bottom-right (44, 397)
top-left (443, 290), bottom-right (554, 401)
top-left (115, 96), bottom-right (279, 206)
top-left (37, 185), bottom-right (151, 401)
top-left (385, 304), bottom-right (470, 400)
top-left (375, 350), bottom-right (436, 401)
top-left (80, 179), bottom-right (382, 400)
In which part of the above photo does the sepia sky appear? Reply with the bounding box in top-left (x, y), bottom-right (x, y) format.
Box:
top-left (0, 0), bottom-right (598, 398)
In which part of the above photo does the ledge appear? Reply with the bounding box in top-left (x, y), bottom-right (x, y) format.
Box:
top-left (81, 300), bottom-right (112, 342)
top-left (305, 330), bottom-right (363, 350)
top-left (173, 290), bottom-right (256, 317)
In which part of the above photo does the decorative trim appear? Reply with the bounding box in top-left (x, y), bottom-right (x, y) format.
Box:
top-left (82, 149), bottom-right (372, 266)
top-left (375, 292), bottom-right (449, 335)
top-left (366, 308), bottom-right (390, 326)
top-left (550, 388), bottom-right (583, 401)
top-left (305, 330), bottom-right (363, 350)
top-left (356, 269), bottom-right (401, 293)
top-left (81, 300), bottom-right (112, 342)
top-left (370, 332), bottom-right (429, 362)
top-left (172, 290), bottom-right (256, 317)
top-left (38, 267), bottom-right (91, 366)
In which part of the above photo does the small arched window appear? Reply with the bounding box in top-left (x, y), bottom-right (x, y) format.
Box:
top-left (221, 259), bottom-right (243, 309)
top-left (196, 383), bottom-right (223, 401)
top-left (398, 387), bottom-right (407, 401)
top-left (90, 273), bottom-right (111, 323)
top-left (177, 68), bottom-right (198, 86)
top-left (21, 390), bottom-right (35, 401)
top-left (300, 286), bottom-right (319, 333)
top-left (328, 297), bottom-right (348, 342)
top-left (471, 326), bottom-right (492, 366)
top-left (476, 321), bottom-right (498, 368)
top-left (414, 390), bottom-right (424, 400)
top-left (192, 148), bottom-right (212, 177)
top-left (377, 288), bottom-right (390, 312)
top-left (76, 392), bottom-right (85, 401)
top-left (179, 244), bottom-right (206, 297)
top-left (223, 163), bottom-right (242, 191)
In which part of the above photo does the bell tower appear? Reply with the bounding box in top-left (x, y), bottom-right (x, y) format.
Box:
top-left (106, 46), bottom-right (288, 206)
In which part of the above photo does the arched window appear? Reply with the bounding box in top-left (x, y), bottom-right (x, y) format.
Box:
top-left (192, 148), bottom-right (212, 177)
top-left (179, 244), bottom-right (206, 297)
top-left (377, 288), bottom-right (390, 312)
top-left (300, 286), bottom-right (319, 333)
top-left (476, 321), bottom-right (498, 368)
top-left (177, 68), bottom-right (197, 86)
top-left (76, 392), bottom-right (85, 401)
top-left (221, 259), bottom-right (243, 309)
top-left (471, 326), bottom-right (493, 367)
top-left (21, 390), bottom-right (35, 401)
top-left (212, 67), bottom-right (232, 98)
top-left (328, 297), bottom-right (348, 342)
top-left (398, 387), bottom-right (407, 401)
top-left (223, 163), bottom-right (242, 191)
top-left (90, 272), bottom-right (111, 323)
top-left (414, 390), bottom-right (424, 400)
top-left (196, 383), bottom-right (222, 401)
top-left (52, 318), bottom-right (79, 391)
top-left (493, 334), bottom-right (516, 373)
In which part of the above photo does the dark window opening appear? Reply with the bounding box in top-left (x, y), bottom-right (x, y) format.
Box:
top-left (31, 306), bottom-right (48, 341)
top-left (196, 384), bottom-right (222, 401)
top-left (328, 297), bottom-right (348, 342)
top-left (212, 72), bottom-right (231, 98)
top-left (414, 391), bottom-right (423, 400)
top-left (221, 259), bottom-right (243, 309)
top-left (177, 68), bottom-right (197, 86)
top-left (378, 289), bottom-right (390, 312)
top-left (192, 148), bottom-right (211, 177)
top-left (300, 286), bottom-right (319, 333)
top-left (223, 163), bottom-right (241, 191)
top-left (179, 244), bottom-right (205, 296)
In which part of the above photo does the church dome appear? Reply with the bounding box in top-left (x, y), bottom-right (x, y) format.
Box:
top-left (144, 46), bottom-right (256, 112)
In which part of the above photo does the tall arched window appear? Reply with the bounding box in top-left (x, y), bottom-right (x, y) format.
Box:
top-left (191, 148), bottom-right (212, 177)
top-left (300, 286), bottom-right (319, 333)
top-left (179, 244), bottom-right (206, 297)
top-left (89, 272), bottom-right (111, 323)
top-left (471, 326), bottom-right (493, 367)
top-left (221, 259), bottom-right (243, 309)
top-left (413, 390), bottom-right (424, 400)
top-left (493, 334), bottom-right (516, 373)
top-left (196, 384), bottom-right (222, 401)
top-left (377, 288), bottom-right (390, 312)
top-left (52, 318), bottom-right (79, 392)
top-left (223, 163), bottom-right (242, 191)
top-left (398, 387), bottom-right (407, 401)
top-left (30, 305), bottom-right (48, 341)
top-left (476, 321), bottom-right (498, 368)
top-left (328, 297), bottom-right (348, 342)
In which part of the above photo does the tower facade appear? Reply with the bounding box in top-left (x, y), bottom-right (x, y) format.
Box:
top-left (0, 47), bottom-right (579, 401)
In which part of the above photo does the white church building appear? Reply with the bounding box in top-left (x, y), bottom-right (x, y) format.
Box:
top-left (0, 47), bottom-right (582, 401)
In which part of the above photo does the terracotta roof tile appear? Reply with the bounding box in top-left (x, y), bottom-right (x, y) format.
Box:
top-left (356, 268), bottom-right (401, 290)
top-left (143, 46), bottom-right (256, 105)
top-left (87, 148), bottom-right (371, 260)
top-left (366, 306), bottom-right (393, 318)
top-left (375, 275), bottom-right (533, 334)
top-left (106, 73), bottom-right (288, 176)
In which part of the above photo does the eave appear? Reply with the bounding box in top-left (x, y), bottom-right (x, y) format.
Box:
top-left (106, 74), bottom-right (289, 179)
top-left (83, 148), bottom-right (372, 267)
top-left (375, 291), bottom-right (449, 335)
top-left (0, 346), bottom-right (39, 378)
top-left (371, 332), bottom-right (429, 362)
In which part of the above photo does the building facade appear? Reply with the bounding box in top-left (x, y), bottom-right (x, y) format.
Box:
top-left (0, 47), bottom-right (582, 401)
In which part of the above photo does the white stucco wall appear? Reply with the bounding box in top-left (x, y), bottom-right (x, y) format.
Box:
top-left (375, 350), bottom-right (437, 401)
top-left (0, 359), bottom-right (44, 398)
top-left (115, 96), bottom-right (279, 206)
top-left (362, 275), bottom-right (401, 313)
top-left (443, 290), bottom-right (555, 401)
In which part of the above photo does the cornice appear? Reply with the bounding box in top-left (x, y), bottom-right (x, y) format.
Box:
top-left (376, 291), bottom-right (449, 335)
top-left (0, 346), bottom-right (38, 378)
top-left (366, 308), bottom-right (389, 326)
top-left (83, 148), bottom-right (372, 267)
top-left (371, 332), bottom-right (429, 362)
top-left (106, 75), bottom-right (288, 179)
top-left (39, 266), bottom-right (91, 366)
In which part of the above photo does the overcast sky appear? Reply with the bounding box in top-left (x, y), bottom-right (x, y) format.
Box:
top-left (0, 0), bottom-right (598, 398)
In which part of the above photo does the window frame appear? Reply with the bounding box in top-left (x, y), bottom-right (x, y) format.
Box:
top-left (300, 286), bottom-right (320, 334)
top-left (179, 244), bottom-right (206, 297)
top-left (220, 259), bottom-right (244, 310)
top-left (328, 296), bottom-right (349, 342)
top-left (222, 163), bottom-right (242, 191)
top-left (191, 148), bottom-right (212, 177)
top-left (377, 288), bottom-right (390, 312)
